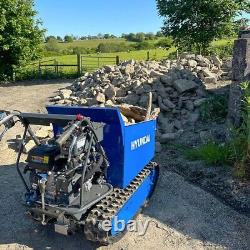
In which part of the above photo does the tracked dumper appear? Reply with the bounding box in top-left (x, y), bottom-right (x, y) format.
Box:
top-left (0, 106), bottom-right (159, 244)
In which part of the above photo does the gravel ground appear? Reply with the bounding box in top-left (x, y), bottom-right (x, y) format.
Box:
top-left (0, 81), bottom-right (250, 250)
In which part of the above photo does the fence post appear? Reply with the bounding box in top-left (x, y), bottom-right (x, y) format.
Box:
top-left (147, 51), bottom-right (150, 61)
top-left (56, 61), bottom-right (59, 75)
top-left (38, 61), bottom-right (41, 77)
top-left (77, 53), bottom-right (81, 76)
top-left (116, 56), bottom-right (120, 65)
top-left (54, 59), bottom-right (57, 75)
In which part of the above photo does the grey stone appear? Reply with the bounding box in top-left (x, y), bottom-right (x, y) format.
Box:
top-left (162, 98), bottom-right (176, 109)
top-left (158, 96), bottom-right (170, 112)
top-left (188, 60), bottom-right (198, 68)
top-left (204, 76), bottom-right (217, 84)
top-left (161, 122), bottom-right (175, 133)
top-left (173, 79), bottom-right (197, 93)
top-left (104, 85), bottom-right (116, 99)
top-left (185, 100), bottom-right (194, 111)
top-left (201, 68), bottom-right (216, 78)
top-left (139, 95), bottom-right (149, 107)
top-left (160, 133), bottom-right (177, 143)
top-left (124, 65), bottom-right (135, 74)
top-left (150, 70), bottom-right (164, 78)
top-left (194, 98), bottom-right (207, 107)
top-left (59, 89), bottom-right (72, 99)
top-left (181, 53), bottom-right (196, 60)
top-left (160, 130), bottom-right (183, 143)
top-left (116, 88), bottom-right (127, 97)
top-left (155, 142), bottom-right (162, 153)
top-left (86, 98), bottom-right (98, 106)
top-left (51, 95), bottom-right (61, 102)
top-left (188, 112), bottom-right (200, 123)
top-left (200, 131), bottom-right (213, 144)
top-left (95, 92), bottom-right (106, 103)
top-left (104, 65), bottom-right (115, 73)
top-left (124, 94), bottom-right (140, 105)
top-left (160, 75), bottom-right (173, 85)
top-left (212, 56), bottom-right (222, 68)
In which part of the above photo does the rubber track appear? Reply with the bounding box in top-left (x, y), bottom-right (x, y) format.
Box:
top-left (84, 162), bottom-right (158, 244)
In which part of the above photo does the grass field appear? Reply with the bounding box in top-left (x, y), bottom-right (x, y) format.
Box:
top-left (42, 38), bottom-right (135, 50)
top-left (45, 48), bottom-right (174, 64)
top-left (27, 47), bottom-right (176, 78)
top-left (21, 37), bottom-right (234, 79)
top-left (43, 37), bottom-right (234, 51)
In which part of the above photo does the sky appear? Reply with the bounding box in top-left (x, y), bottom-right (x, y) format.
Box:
top-left (35, 0), bottom-right (163, 37)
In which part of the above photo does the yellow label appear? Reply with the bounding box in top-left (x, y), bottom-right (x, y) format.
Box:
top-left (31, 156), bottom-right (49, 164)
top-left (43, 156), bottom-right (49, 164)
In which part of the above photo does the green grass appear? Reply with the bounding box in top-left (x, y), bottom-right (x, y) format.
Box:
top-left (42, 38), bottom-right (159, 50)
top-left (183, 142), bottom-right (232, 166)
top-left (46, 48), bottom-right (174, 63)
top-left (36, 48), bottom-right (174, 74)
top-left (18, 47), bottom-right (175, 79)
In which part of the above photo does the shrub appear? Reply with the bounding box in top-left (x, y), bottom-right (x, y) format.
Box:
top-left (200, 95), bottom-right (228, 122)
top-left (156, 37), bottom-right (173, 49)
top-left (135, 41), bottom-right (154, 50)
top-left (96, 42), bottom-right (132, 53)
top-left (45, 38), bottom-right (60, 52)
top-left (64, 35), bottom-right (74, 43)
top-left (208, 41), bottom-right (234, 58)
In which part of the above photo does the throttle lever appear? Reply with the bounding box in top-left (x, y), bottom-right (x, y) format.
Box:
top-left (0, 111), bottom-right (16, 142)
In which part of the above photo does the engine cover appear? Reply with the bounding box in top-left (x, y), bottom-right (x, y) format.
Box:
top-left (27, 144), bottom-right (60, 172)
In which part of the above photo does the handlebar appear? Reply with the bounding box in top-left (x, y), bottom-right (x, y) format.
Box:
top-left (0, 114), bottom-right (15, 127)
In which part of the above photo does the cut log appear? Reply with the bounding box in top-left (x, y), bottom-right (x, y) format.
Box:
top-left (145, 92), bottom-right (153, 121)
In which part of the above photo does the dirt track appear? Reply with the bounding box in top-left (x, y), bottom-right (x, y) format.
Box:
top-left (0, 81), bottom-right (250, 250)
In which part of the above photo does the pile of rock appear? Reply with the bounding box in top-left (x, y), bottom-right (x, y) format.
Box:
top-left (51, 54), bottom-right (230, 152)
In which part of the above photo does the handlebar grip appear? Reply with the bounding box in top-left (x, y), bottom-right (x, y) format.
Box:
top-left (0, 114), bottom-right (15, 127)
top-left (56, 120), bottom-right (82, 147)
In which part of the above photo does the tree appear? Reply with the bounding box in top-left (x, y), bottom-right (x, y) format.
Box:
top-left (156, 0), bottom-right (250, 53)
top-left (64, 35), bottom-right (73, 43)
top-left (56, 36), bottom-right (63, 42)
top-left (135, 32), bottom-right (145, 42)
top-left (45, 36), bottom-right (56, 42)
top-left (104, 34), bottom-right (110, 39)
top-left (0, 0), bottom-right (45, 79)
top-left (145, 32), bottom-right (156, 40)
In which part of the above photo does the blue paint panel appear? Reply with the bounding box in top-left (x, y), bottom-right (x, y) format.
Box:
top-left (111, 168), bottom-right (157, 235)
top-left (123, 121), bottom-right (156, 188)
top-left (46, 106), bottom-right (156, 189)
